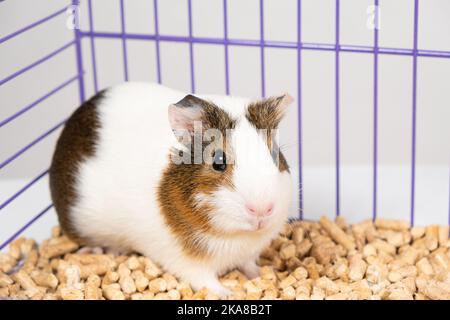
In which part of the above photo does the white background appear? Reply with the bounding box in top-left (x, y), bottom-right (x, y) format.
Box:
top-left (1, 0), bottom-right (449, 246)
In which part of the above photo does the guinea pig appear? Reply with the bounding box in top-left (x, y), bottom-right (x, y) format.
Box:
top-left (49, 82), bottom-right (293, 297)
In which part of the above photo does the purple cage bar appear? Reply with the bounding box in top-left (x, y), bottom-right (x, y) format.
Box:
top-left (335, 0), bottom-right (341, 217)
top-left (259, 0), bottom-right (266, 98)
top-left (223, 0), bottom-right (230, 95)
top-left (1, 0), bottom-right (450, 250)
top-left (119, 0), bottom-right (129, 82)
top-left (410, 0), bottom-right (420, 227)
top-left (372, 0), bottom-right (379, 222)
top-left (296, 0), bottom-right (303, 219)
top-left (88, 0), bottom-right (99, 93)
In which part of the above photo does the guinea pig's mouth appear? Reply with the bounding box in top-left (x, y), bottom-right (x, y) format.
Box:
top-left (217, 218), bottom-right (268, 237)
top-left (248, 218), bottom-right (269, 232)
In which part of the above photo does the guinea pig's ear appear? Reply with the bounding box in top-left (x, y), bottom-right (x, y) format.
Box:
top-left (168, 94), bottom-right (206, 139)
top-left (247, 93), bottom-right (294, 130)
top-left (274, 93), bottom-right (294, 118)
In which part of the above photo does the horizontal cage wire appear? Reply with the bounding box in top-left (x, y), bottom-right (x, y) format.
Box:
top-left (0, 0), bottom-right (449, 251)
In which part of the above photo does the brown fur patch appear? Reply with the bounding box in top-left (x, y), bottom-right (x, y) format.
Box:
top-left (278, 151), bottom-right (289, 173)
top-left (246, 97), bottom-right (290, 173)
top-left (175, 95), bottom-right (236, 133)
top-left (158, 100), bottom-right (237, 259)
top-left (246, 96), bottom-right (285, 130)
top-left (49, 91), bottom-right (105, 244)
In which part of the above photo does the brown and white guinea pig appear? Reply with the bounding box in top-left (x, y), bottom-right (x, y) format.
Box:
top-left (49, 82), bottom-right (293, 297)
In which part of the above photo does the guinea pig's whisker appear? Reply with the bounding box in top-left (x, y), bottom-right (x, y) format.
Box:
top-left (279, 142), bottom-right (298, 151)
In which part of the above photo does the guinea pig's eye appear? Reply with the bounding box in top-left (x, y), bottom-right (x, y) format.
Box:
top-left (212, 149), bottom-right (227, 172)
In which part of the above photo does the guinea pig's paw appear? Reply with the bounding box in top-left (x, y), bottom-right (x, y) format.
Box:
top-left (241, 260), bottom-right (260, 279)
top-left (104, 247), bottom-right (131, 256)
top-left (76, 246), bottom-right (104, 255)
top-left (206, 283), bottom-right (231, 299)
top-left (184, 268), bottom-right (231, 299)
top-left (191, 277), bottom-right (230, 299)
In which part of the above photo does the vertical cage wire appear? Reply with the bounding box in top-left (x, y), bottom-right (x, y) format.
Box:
top-left (153, 0), bottom-right (162, 84)
top-left (73, 0), bottom-right (86, 103)
top-left (223, 0), bottom-right (230, 95)
top-left (410, 0), bottom-right (420, 226)
top-left (372, 0), bottom-right (379, 222)
top-left (259, 0), bottom-right (266, 98)
top-left (187, 0), bottom-right (196, 93)
top-left (88, 0), bottom-right (99, 93)
top-left (119, 0), bottom-right (129, 81)
top-left (296, 0), bottom-right (303, 220)
top-left (334, 0), bottom-right (341, 217)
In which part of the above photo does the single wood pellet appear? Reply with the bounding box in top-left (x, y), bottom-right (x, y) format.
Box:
top-left (0, 218), bottom-right (449, 300)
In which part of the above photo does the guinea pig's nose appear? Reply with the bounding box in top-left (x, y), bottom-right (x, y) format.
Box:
top-left (246, 203), bottom-right (274, 217)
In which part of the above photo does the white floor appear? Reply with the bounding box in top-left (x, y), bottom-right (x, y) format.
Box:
top-left (0, 165), bottom-right (449, 251)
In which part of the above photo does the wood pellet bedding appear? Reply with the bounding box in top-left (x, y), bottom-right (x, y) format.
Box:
top-left (0, 216), bottom-right (449, 300)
